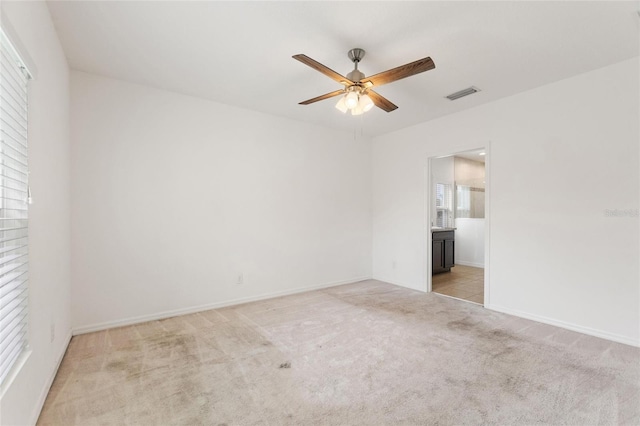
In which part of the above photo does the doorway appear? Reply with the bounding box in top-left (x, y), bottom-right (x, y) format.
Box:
top-left (428, 148), bottom-right (488, 305)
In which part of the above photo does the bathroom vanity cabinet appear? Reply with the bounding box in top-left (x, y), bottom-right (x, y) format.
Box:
top-left (432, 229), bottom-right (455, 274)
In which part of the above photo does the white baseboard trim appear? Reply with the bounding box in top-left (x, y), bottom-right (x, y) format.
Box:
top-left (29, 331), bottom-right (72, 425)
top-left (371, 276), bottom-right (426, 293)
top-left (72, 276), bottom-right (372, 335)
top-left (486, 304), bottom-right (640, 348)
top-left (455, 260), bottom-right (485, 268)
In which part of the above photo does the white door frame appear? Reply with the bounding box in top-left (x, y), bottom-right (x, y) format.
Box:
top-left (424, 143), bottom-right (492, 307)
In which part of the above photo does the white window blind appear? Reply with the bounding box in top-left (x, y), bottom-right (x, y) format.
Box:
top-left (0, 28), bottom-right (30, 386)
top-left (435, 183), bottom-right (452, 228)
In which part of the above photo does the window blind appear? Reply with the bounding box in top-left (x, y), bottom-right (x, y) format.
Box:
top-left (435, 183), bottom-right (452, 228)
top-left (0, 28), bottom-right (30, 386)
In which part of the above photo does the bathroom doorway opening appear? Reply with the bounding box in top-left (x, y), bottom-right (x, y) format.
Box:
top-left (427, 148), bottom-right (489, 306)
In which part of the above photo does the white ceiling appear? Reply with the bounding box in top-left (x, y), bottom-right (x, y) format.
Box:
top-left (47, 1), bottom-right (639, 137)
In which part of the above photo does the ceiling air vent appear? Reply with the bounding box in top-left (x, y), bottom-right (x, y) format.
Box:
top-left (446, 86), bottom-right (480, 101)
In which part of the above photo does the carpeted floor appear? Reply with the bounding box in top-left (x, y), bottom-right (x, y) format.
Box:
top-left (38, 280), bottom-right (640, 425)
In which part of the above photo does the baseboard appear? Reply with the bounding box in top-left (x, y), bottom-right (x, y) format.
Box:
top-left (29, 331), bottom-right (72, 425)
top-left (486, 304), bottom-right (640, 348)
top-left (371, 276), bottom-right (426, 293)
top-left (455, 260), bottom-right (484, 268)
top-left (72, 276), bottom-right (372, 335)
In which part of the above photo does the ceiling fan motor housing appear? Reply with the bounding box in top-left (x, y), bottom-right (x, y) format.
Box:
top-left (347, 69), bottom-right (365, 82)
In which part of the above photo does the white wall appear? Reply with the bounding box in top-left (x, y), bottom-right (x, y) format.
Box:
top-left (0, 2), bottom-right (71, 425)
top-left (372, 58), bottom-right (639, 345)
top-left (70, 71), bottom-right (372, 332)
top-left (454, 218), bottom-right (484, 268)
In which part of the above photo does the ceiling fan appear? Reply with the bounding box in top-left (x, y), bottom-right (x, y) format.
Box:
top-left (293, 48), bottom-right (435, 115)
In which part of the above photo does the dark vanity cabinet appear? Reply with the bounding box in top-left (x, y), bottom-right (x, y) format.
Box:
top-left (432, 230), bottom-right (455, 274)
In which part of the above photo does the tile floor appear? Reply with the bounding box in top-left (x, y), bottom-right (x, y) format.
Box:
top-left (432, 264), bottom-right (484, 304)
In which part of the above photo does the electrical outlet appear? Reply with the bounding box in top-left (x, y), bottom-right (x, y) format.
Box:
top-left (50, 322), bottom-right (55, 343)
top-left (236, 273), bottom-right (244, 285)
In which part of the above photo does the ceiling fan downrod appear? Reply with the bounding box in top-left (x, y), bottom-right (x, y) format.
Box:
top-left (347, 48), bottom-right (366, 82)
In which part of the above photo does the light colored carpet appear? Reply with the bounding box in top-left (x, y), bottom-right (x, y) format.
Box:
top-left (38, 280), bottom-right (640, 425)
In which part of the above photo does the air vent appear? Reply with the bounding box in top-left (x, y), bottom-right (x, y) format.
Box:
top-left (446, 86), bottom-right (480, 101)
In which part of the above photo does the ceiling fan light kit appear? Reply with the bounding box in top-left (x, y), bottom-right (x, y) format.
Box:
top-left (336, 85), bottom-right (374, 115)
top-left (293, 48), bottom-right (435, 115)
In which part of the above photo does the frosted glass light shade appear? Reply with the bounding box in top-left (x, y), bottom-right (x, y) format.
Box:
top-left (359, 94), bottom-right (374, 112)
top-left (351, 104), bottom-right (364, 116)
top-left (335, 96), bottom-right (348, 113)
top-left (345, 91), bottom-right (359, 109)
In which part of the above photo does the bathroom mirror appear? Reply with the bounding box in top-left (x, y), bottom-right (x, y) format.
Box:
top-left (453, 155), bottom-right (485, 219)
top-left (455, 184), bottom-right (485, 219)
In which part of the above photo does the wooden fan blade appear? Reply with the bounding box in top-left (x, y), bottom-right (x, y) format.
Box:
top-left (293, 54), bottom-right (354, 86)
top-left (299, 89), bottom-right (345, 105)
top-left (368, 90), bottom-right (398, 112)
top-left (361, 57), bottom-right (435, 87)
